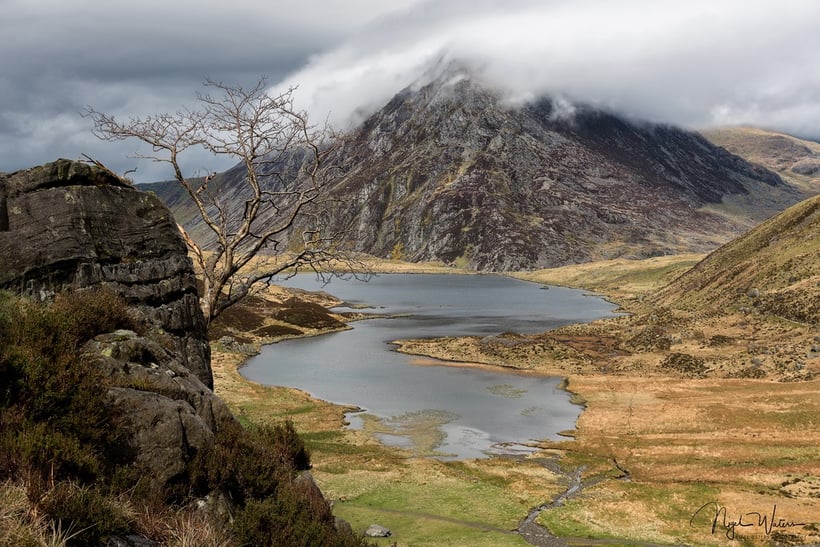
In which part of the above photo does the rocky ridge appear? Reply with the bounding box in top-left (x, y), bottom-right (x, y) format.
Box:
top-left (147, 68), bottom-right (803, 271)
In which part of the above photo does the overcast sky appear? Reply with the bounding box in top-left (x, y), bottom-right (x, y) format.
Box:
top-left (2, 0), bottom-right (819, 182)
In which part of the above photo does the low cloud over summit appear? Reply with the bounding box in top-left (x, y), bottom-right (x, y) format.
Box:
top-left (282, 0), bottom-right (820, 137)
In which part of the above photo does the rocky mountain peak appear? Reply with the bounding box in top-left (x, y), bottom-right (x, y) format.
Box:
top-left (148, 77), bottom-right (804, 271)
top-left (314, 77), bottom-right (800, 270)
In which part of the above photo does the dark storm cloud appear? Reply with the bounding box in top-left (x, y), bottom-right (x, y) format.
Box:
top-left (2, 0), bottom-right (819, 182)
top-left (0, 0), bottom-right (423, 180)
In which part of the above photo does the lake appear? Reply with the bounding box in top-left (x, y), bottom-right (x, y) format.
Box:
top-left (241, 274), bottom-right (620, 459)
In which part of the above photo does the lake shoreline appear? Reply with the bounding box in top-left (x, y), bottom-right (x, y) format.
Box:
top-left (241, 273), bottom-right (610, 458)
top-left (213, 259), bottom-right (820, 545)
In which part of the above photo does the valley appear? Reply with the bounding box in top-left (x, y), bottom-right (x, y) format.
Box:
top-left (47, 67), bottom-right (818, 546)
top-left (4, 3), bottom-right (820, 544)
top-left (209, 195), bottom-right (820, 545)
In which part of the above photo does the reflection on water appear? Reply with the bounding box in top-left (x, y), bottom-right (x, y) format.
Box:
top-left (242, 274), bottom-right (619, 459)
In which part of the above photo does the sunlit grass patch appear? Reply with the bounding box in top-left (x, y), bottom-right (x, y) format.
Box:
top-left (332, 503), bottom-right (527, 546)
top-left (315, 451), bottom-right (566, 546)
top-left (326, 466), bottom-right (528, 535)
top-left (538, 480), bottom-right (721, 546)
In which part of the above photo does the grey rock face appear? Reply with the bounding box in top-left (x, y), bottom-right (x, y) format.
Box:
top-left (317, 74), bottom-right (795, 270)
top-left (83, 330), bottom-right (234, 456)
top-left (0, 159), bottom-right (211, 386)
top-left (0, 159), bottom-right (231, 492)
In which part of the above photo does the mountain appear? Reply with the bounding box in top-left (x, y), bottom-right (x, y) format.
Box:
top-left (652, 193), bottom-right (819, 326)
top-left (702, 126), bottom-right (820, 194)
top-left (146, 69), bottom-right (803, 270)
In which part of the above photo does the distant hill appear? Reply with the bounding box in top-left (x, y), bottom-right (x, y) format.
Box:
top-left (702, 126), bottom-right (820, 195)
top-left (145, 68), bottom-right (805, 271)
top-left (652, 194), bottom-right (819, 326)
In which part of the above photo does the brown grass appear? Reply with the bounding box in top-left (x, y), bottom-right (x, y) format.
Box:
top-left (210, 254), bottom-right (820, 545)
top-left (391, 249), bottom-right (820, 544)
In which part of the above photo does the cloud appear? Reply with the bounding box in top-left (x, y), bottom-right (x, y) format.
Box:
top-left (280, 0), bottom-right (820, 139)
top-left (0, 0), bottom-right (425, 180)
top-left (2, 0), bottom-right (819, 180)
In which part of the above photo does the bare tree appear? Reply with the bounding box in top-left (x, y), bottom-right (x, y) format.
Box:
top-left (85, 77), bottom-right (356, 325)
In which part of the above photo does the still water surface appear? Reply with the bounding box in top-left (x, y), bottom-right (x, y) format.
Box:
top-left (242, 274), bottom-right (619, 459)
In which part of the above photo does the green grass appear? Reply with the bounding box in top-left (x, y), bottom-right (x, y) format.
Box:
top-left (325, 473), bottom-right (525, 525)
top-left (330, 479), bottom-right (530, 547)
top-left (310, 451), bottom-right (569, 546)
top-left (333, 503), bottom-right (527, 546)
top-left (538, 481), bottom-right (721, 546)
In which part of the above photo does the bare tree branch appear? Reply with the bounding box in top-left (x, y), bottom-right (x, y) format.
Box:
top-left (85, 77), bottom-right (365, 325)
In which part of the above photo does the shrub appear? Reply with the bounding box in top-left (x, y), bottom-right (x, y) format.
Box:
top-left (51, 287), bottom-right (141, 346)
top-left (233, 479), bottom-right (362, 547)
top-left (659, 352), bottom-right (708, 377)
top-left (0, 289), bottom-right (134, 486)
top-left (40, 482), bottom-right (134, 546)
top-left (190, 418), bottom-right (311, 503)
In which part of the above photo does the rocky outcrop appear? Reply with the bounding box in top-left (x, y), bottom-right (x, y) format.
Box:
top-left (0, 159), bottom-right (231, 492)
top-left (82, 330), bottom-right (234, 488)
top-left (0, 159), bottom-right (211, 386)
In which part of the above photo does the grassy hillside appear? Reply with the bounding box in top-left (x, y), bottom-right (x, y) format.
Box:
top-left (652, 194), bottom-right (820, 326)
top-left (703, 126), bottom-right (820, 195)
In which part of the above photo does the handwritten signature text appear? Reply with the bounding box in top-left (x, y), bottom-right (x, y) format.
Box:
top-left (690, 502), bottom-right (808, 540)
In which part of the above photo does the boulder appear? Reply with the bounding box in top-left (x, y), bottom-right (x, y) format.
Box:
top-left (82, 330), bottom-right (235, 487)
top-left (364, 524), bottom-right (392, 538)
top-left (0, 159), bottom-right (211, 386)
top-left (0, 159), bottom-right (230, 493)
